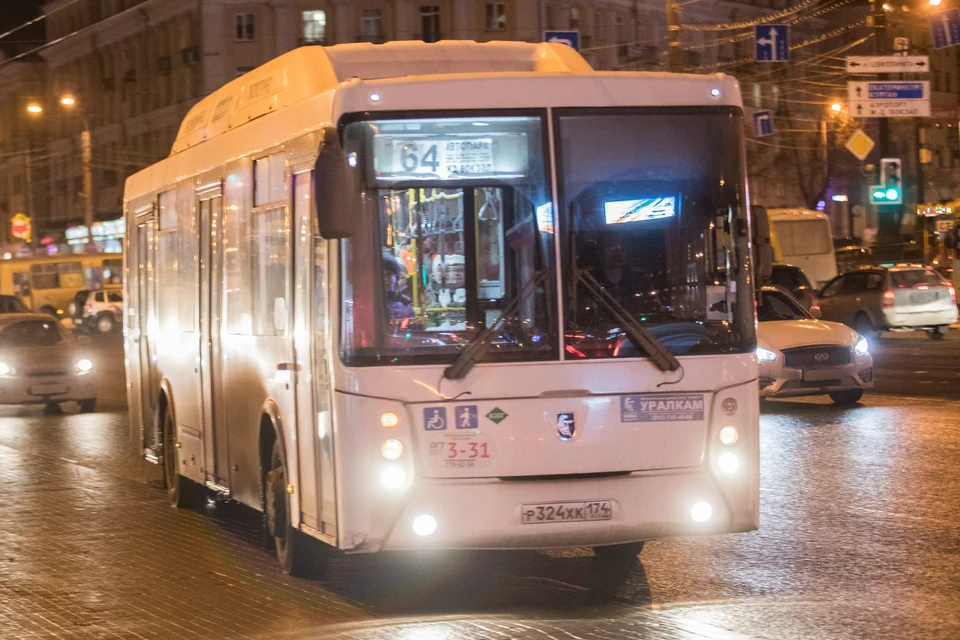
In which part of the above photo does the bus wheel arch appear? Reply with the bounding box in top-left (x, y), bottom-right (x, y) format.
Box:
top-left (39, 305), bottom-right (57, 316)
top-left (259, 403), bottom-right (323, 577)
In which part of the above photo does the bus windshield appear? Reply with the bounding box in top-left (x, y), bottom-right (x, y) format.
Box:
top-left (556, 108), bottom-right (754, 358)
top-left (340, 114), bottom-right (557, 366)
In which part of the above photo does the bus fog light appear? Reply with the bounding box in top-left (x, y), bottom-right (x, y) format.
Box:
top-left (380, 439), bottom-right (403, 460)
top-left (718, 452), bottom-right (739, 473)
top-left (380, 411), bottom-right (400, 428)
top-left (412, 515), bottom-right (437, 536)
top-left (719, 426), bottom-right (739, 445)
top-left (381, 466), bottom-right (406, 489)
top-left (691, 501), bottom-right (713, 523)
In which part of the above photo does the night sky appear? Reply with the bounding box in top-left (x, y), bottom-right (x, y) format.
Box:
top-left (1, 0), bottom-right (45, 57)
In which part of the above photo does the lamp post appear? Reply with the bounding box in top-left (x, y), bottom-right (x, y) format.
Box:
top-left (60, 95), bottom-right (95, 251)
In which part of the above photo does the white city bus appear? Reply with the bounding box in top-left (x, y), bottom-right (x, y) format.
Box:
top-left (124, 42), bottom-right (760, 575)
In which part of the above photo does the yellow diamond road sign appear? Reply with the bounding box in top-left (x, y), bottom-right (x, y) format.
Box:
top-left (845, 129), bottom-right (875, 161)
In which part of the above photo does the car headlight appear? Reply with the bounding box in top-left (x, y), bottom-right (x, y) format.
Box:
top-left (756, 347), bottom-right (778, 362)
top-left (854, 336), bottom-right (869, 357)
top-left (76, 358), bottom-right (93, 373)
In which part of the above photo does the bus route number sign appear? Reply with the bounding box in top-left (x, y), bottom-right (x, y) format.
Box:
top-left (396, 139), bottom-right (493, 178)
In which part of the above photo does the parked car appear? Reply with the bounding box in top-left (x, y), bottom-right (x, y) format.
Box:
top-left (770, 263), bottom-right (817, 311)
top-left (71, 287), bottom-right (123, 333)
top-left (0, 295), bottom-right (30, 314)
top-left (756, 287), bottom-right (872, 405)
top-left (817, 265), bottom-right (958, 340)
top-left (0, 314), bottom-right (97, 412)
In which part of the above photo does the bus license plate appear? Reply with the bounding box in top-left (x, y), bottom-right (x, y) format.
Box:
top-left (30, 383), bottom-right (67, 396)
top-left (521, 500), bottom-right (612, 524)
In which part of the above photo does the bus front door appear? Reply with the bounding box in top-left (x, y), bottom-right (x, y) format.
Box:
top-left (135, 211), bottom-right (159, 458)
top-left (198, 190), bottom-right (230, 491)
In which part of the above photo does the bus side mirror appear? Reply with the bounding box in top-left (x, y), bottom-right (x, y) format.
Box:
top-left (315, 126), bottom-right (359, 239)
top-left (752, 205), bottom-right (774, 286)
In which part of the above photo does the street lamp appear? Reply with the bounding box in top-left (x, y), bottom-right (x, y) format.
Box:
top-left (929, 0), bottom-right (942, 6)
top-left (58, 94), bottom-right (95, 251)
top-left (831, 102), bottom-right (843, 113)
top-left (26, 104), bottom-right (43, 115)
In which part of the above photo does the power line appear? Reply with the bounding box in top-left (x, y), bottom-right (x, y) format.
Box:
top-left (0, 0), bottom-right (84, 42)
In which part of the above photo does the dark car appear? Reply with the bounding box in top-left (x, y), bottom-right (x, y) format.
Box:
top-left (0, 295), bottom-right (30, 314)
top-left (770, 264), bottom-right (817, 311)
top-left (818, 265), bottom-right (958, 339)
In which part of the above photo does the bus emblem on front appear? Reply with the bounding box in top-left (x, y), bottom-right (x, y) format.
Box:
top-left (556, 412), bottom-right (575, 440)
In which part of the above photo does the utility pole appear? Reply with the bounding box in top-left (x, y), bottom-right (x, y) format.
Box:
top-left (667, 0), bottom-right (682, 72)
top-left (80, 127), bottom-right (95, 252)
top-left (871, 0), bottom-right (899, 242)
top-left (24, 149), bottom-right (35, 251)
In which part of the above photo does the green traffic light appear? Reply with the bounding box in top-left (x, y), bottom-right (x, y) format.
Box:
top-left (885, 188), bottom-right (899, 200)
top-left (873, 189), bottom-right (887, 200)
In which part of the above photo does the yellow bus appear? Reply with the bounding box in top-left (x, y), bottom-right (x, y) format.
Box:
top-left (0, 253), bottom-right (123, 316)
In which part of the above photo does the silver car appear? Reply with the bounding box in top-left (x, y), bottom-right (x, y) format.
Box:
top-left (818, 265), bottom-right (958, 340)
top-left (0, 314), bottom-right (97, 412)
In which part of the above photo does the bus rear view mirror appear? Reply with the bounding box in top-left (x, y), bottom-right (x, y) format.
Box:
top-left (751, 205), bottom-right (774, 286)
top-left (315, 126), bottom-right (359, 239)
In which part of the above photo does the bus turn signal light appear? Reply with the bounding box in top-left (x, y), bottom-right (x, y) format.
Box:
top-left (380, 411), bottom-right (400, 428)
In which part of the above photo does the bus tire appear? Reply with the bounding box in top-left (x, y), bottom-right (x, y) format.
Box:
top-left (96, 312), bottom-right (116, 333)
top-left (161, 401), bottom-right (203, 509)
top-left (592, 541), bottom-right (645, 559)
top-left (264, 437), bottom-right (326, 577)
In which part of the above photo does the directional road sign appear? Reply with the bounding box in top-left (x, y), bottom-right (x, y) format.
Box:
top-left (847, 81), bottom-right (930, 118)
top-left (929, 9), bottom-right (960, 49)
top-left (544, 30), bottom-right (580, 51)
top-left (755, 25), bottom-right (789, 61)
top-left (753, 111), bottom-right (774, 137)
top-left (845, 56), bottom-right (929, 74)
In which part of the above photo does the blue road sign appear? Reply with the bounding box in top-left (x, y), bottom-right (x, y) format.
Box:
top-left (867, 82), bottom-right (925, 100)
top-left (929, 9), bottom-right (960, 49)
top-left (544, 30), bottom-right (580, 51)
top-left (755, 25), bottom-right (789, 61)
top-left (753, 111), bottom-right (774, 137)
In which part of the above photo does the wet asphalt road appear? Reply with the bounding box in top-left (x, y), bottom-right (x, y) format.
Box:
top-left (0, 334), bottom-right (958, 639)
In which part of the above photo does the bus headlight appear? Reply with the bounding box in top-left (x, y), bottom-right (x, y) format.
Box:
top-left (756, 347), bottom-right (778, 362)
top-left (854, 336), bottom-right (869, 356)
top-left (381, 466), bottom-right (406, 489)
top-left (0, 361), bottom-right (12, 376)
top-left (691, 501), bottom-right (713, 523)
top-left (412, 515), bottom-right (437, 536)
top-left (76, 358), bottom-right (93, 373)
top-left (719, 426), bottom-right (739, 446)
top-left (380, 439), bottom-right (403, 460)
top-left (718, 452), bottom-right (739, 474)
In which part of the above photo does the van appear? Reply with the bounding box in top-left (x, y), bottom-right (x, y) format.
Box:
top-left (767, 208), bottom-right (838, 288)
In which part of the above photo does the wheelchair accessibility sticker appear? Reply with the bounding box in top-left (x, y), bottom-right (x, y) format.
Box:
top-left (424, 407), bottom-right (447, 431)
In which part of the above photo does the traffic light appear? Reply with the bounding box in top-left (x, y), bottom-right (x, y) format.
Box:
top-left (877, 157), bottom-right (902, 205)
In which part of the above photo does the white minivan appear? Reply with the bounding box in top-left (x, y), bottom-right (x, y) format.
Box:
top-left (768, 208), bottom-right (838, 289)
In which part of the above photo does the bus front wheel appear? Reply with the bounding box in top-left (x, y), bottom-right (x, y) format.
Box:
top-left (265, 439), bottom-right (328, 577)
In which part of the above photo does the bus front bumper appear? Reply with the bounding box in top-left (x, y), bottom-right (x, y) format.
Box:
top-left (372, 468), bottom-right (757, 551)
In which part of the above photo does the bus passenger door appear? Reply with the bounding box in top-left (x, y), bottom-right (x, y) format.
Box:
top-left (135, 210), bottom-right (159, 458)
top-left (291, 169), bottom-right (333, 535)
top-left (198, 189), bottom-right (229, 489)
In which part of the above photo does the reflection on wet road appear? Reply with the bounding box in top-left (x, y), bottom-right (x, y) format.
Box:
top-left (0, 337), bottom-right (957, 639)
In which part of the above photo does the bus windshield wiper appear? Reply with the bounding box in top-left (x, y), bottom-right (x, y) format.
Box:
top-left (443, 270), bottom-right (545, 381)
top-left (572, 266), bottom-right (681, 372)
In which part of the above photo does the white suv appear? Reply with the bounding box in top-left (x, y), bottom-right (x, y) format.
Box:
top-left (76, 288), bottom-right (124, 333)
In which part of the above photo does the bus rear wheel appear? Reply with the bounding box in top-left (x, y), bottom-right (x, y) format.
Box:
top-left (162, 404), bottom-right (203, 508)
top-left (592, 541), bottom-right (645, 559)
top-left (265, 439), bottom-right (328, 577)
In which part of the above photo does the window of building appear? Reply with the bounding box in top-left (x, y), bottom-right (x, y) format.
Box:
top-left (302, 10), bottom-right (326, 44)
top-left (234, 13), bottom-right (255, 41)
top-left (545, 4), bottom-right (555, 30)
top-left (361, 9), bottom-right (384, 43)
top-left (486, 3), bottom-right (506, 31)
top-left (421, 6), bottom-right (441, 43)
top-left (569, 7), bottom-right (580, 31)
